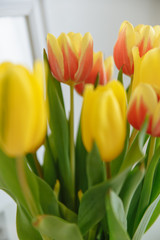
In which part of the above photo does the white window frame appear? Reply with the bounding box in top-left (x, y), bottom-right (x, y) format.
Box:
top-left (0, 0), bottom-right (47, 60)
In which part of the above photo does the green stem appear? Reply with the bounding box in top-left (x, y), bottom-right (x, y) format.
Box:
top-left (16, 156), bottom-right (39, 217)
top-left (70, 85), bottom-right (75, 199)
top-left (33, 153), bottom-right (43, 178)
top-left (106, 162), bottom-right (111, 179)
top-left (128, 128), bottom-right (138, 149)
top-left (147, 137), bottom-right (156, 168)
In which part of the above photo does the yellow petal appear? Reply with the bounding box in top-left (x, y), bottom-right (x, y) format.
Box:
top-left (81, 84), bottom-right (94, 152)
top-left (91, 89), bottom-right (126, 161)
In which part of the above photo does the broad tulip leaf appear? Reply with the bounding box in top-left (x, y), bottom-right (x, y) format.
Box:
top-left (33, 215), bottom-right (83, 240)
top-left (43, 136), bottom-right (57, 188)
top-left (44, 50), bottom-right (73, 209)
top-left (106, 190), bottom-right (130, 240)
top-left (17, 205), bottom-right (42, 240)
top-left (58, 202), bottom-right (78, 223)
top-left (119, 119), bottom-right (148, 172)
top-left (132, 194), bottom-right (160, 240)
top-left (146, 159), bottom-right (160, 230)
top-left (127, 184), bottom-right (142, 237)
top-left (0, 150), bottom-right (41, 214)
top-left (111, 122), bottom-right (130, 176)
top-left (133, 146), bottom-right (160, 232)
top-left (87, 143), bottom-right (106, 188)
top-left (120, 164), bottom-right (145, 214)
top-left (36, 177), bottom-right (60, 217)
top-left (75, 121), bottom-right (88, 193)
top-left (78, 168), bottom-right (130, 235)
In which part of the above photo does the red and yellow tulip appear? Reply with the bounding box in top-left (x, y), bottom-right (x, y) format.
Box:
top-left (127, 83), bottom-right (160, 136)
top-left (75, 53), bottom-right (113, 95)
top-left (113, 21), bottom-right (160, 76)
top-left (47, 32), bottom-right (93, 86)
top-left (0, 62), bottom-right (47, 157)
top-left (81, 80), bottom-right (126, 162)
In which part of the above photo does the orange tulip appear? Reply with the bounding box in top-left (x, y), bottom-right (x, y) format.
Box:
top-left (47, 32), bottom-right (93, 86)
top-left (127, 83), bottom-right (160, 136)
top-left (114, 21), bottom-right (160, 76)
top-left (75, 53), bottom-right (113, 95)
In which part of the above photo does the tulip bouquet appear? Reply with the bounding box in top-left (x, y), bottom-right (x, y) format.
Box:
top-left (1, 21), bottom-right (160, 240)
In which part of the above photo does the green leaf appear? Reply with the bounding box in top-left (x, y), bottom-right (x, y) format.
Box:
top-left (87, 143), bottom-right (106, 188)
top-left (94, 72), bottom-right (100, 88)
top-left (119, 119), bottom-right (148, 172)
top-left (132, 194), bottom-right (160, 240)
top-left (146, 159), bottom-right (160, 230)
top-left (75, 120), bottom-right (88, 193)
top-left (0, 150), bottom-right (37, 213)
top-left (120, 164), bottom-right (145, 214)
top-left (133, 146), bottom-right (160, 232)
top-left (58, 202), bottom-right (78, 223)
top-left (78, 168), bottom-right (130, 235)
top-left (111, 122), bottom-right (130, 176)
top-left (37, 177), bottom-right (60, 217)
top-left (127, 184), bottom-right (142, 237)
top-left (106, 190), bottom-right (130, 240)
top-left (33, 215), bottom-right (83, 240)
top-left (43, 136), bottom-right (57, 188)
top-left (26, 153), bottom-right (39, 176)
top-left (117, 67), bottom-right (123, 84)
top-left (17, 205), bottom-right (43, 240)
top-left (44, 50), bottom-right (73, 209)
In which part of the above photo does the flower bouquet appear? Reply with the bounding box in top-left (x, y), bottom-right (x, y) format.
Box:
top-left (0, 21), bottom-right (160, 240)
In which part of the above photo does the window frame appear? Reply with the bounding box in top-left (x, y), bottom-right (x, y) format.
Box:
top-left (0, 0), bottom-right (47, 59)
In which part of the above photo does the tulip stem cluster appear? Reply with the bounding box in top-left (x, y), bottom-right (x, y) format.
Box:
top-left (70, 85), bottom-right (75, 200)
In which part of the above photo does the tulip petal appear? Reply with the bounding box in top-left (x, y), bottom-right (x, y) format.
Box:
top-left (114, 21), bottom-right (136, 75)
top-left (91, 90), bottom-right (126, 161)
top-left (104, 56), bottom-right (114, 81)
top-left (74, 32), bottom-right (93, 83)
top-left (47, 33), bottom-right (64, 82)
top-left (0, 66), bottom-right (36, 156)
top-left (58, 33), bottom-right (78, 82)
top-left (81, 84), bottom-right (94, 152)
top-left (103, 80), bottom-right (127, 120)
top-left (68, 32), bottom-right (83, 57)
top-left (138, 25), bottom-right (154, 57)
top-left (152, 102), bottom-right (160, 136)
top-left (127, 83), bottom-right (157, 132)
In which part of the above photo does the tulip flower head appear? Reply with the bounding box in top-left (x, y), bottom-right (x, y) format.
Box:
top-left (132, 47), bottom-right (160, 97)
top-left (47, 32), bottom-right (93, 86)
top-left (0, 62), bottom-right (47, 157)
top-left (81, 80), bottom-right (126, 162)
top-left (75, 53), bottom-right (113, 95)
top-left (114, 21), bottom-right (160, 76)
top-left (127, 83), bottom-right (160, 136)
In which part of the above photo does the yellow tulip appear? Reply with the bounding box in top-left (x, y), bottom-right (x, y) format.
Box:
top-left (132, 47), bottom-right (160, 96)
top-left (81, 80), bottom-right (126, 162)
top-left (0, 62), bottom-right (47, 157)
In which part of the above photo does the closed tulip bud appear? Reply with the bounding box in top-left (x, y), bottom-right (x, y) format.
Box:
top-left (127, 83), bottom-right (160, 136)
top-left (114, 21), bottom-right (138, 76)
top-left (81, 80), bottom-right (126, 162)
top-left (114, 21), bottom-right (160, 76)
top-left (75, 52), bottom-right (113, 95)
top-left (132, 47), bottom-right (160, 96)
top-left (47, 32), bottom-right (93, 86)
top-left (0, 62), bottom-right (47, 157)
